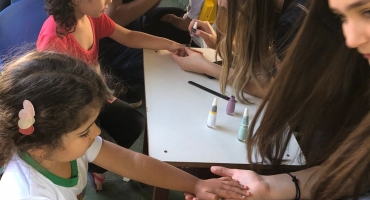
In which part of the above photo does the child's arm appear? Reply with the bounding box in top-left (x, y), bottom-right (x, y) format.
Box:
top-left (109, 24), bottom-right (185, 53)
top-left (92, 140), bottom-right (249, 199)
top-left (161, 15), bottom-right (192, 31)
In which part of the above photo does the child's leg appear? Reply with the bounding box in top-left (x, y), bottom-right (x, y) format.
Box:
top-left (99, 38), bottom-right (145, 86)
top-left (98, 99), bottom-right (146, 149)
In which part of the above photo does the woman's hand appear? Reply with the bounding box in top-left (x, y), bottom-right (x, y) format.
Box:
top-left (172, 48), bottom-right (213, 74)
top-left (189, 177), bottom-right (250, 200)
top-left (188, 20), bottom-right (217, 49)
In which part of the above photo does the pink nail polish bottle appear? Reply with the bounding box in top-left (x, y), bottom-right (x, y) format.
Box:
top-left (226, 96), bottom-right (236, 115)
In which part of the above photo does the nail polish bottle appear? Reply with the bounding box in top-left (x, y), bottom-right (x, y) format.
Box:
top-left (190, 22), bottom-right (198, 37)
top-left (238, 108), bottom-right (249, 142)
top-left (207, 98), bottom-right (217, 128)
top-left (226, 95), bottom-right (236, 115)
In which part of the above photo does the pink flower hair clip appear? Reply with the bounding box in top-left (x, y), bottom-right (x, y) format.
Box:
top-left (18, 100), bottom-right (35, 135)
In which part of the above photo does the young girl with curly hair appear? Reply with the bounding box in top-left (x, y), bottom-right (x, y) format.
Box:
top-left (0, 51), bottom-right (249, 200)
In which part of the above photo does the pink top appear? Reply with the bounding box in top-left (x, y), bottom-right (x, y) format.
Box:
top-left (37, 13), bottom-right (115, 66)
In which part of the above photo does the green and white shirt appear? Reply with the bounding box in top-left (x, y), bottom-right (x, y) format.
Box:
top-left (0, 136), bottom-right (102, 200)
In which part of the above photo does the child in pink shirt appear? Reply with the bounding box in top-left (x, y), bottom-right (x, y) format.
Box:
top-left (37, 0), bottom-right (185, 190)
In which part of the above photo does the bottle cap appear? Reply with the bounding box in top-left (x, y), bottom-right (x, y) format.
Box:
top-left (243, 108), bottom-right (248, 117)
top-left (193, 22), bottom-right (198, 30)
top-left (212, 97), bottom-right (217, 106)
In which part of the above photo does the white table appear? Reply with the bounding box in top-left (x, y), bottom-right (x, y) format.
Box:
top-left (143, 48), bottom-right (304, 199)
top-left (144, 49), bottom-right (303, 166)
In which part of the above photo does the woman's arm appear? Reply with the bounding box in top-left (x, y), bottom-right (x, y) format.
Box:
top-left (172, 48), bottom-right (222, 78)
top-left (210, 165), bottom-right (363, 199)
top-left (263, 167), bottom-right (320, 199)
top-left (109, 24), bottom-right (184, 53)
top-left (172, 48), bottom-right (269, 98)
top-left (93, 140), bottom-right (249, 199)
top-left (242, 76), bottom-right (270, 99)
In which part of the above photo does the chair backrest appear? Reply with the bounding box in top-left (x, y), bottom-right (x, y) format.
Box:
top-left (198, 0), bottom-right (217, 24)
top-left (0, 0), bottom-right (47, 63)
top-left (11, 0), bottom-right (22, 4)
top-left (0, 0), bottom-right (10, 12)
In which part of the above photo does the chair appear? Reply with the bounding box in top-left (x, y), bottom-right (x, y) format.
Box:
top-left (0, 0), bottom-right (47, 64)
top-left (198, 0), bottom-right (217, 24)
top-left (11, 0), bottom-right (22, 4)
top-left (0, 0), bottom-right (10, 12)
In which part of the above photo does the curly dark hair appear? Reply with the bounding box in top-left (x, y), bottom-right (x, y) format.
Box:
top-left (45, 0), bottom-right (76, 37)
top-left (0, 51), bottom-right (111, 166)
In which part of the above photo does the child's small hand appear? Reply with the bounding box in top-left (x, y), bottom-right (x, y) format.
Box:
top-left (191, 177), bottom-right (250, 200)
top-left (167, 42), bottom-right (185, 53)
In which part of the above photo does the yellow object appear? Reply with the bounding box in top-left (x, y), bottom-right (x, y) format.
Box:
top-left (198, 0), bottom-right (217, 23)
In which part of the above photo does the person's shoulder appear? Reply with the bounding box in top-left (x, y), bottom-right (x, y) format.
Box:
top-left (39, 16), bottom-right (58, 34)
top-left (89, 13), bottom-right (115, 30)
top-left (37, 33), bottom-right (66, 51)
top-left (84, 136), bottom-right (103, 162)
top-left (0, 154), bottom-right (53, 200)
top-left (90, 13), bottom-right (112, 24)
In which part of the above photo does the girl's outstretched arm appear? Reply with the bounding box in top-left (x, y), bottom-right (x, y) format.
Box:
top-left (109, 24), bottom-right (185, 53)
top-left (92, 140), bottom-right (249, 200)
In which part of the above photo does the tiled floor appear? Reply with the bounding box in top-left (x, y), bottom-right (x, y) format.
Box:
top-left (85, 1), bottom-right (189, 200)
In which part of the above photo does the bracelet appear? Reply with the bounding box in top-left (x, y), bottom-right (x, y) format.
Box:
top-left (287, 173), bottom-right (301, 200)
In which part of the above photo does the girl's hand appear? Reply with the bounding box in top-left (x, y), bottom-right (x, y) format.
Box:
top-left (190, 177), bottom-right (250, 200)
top-left (172, 47), bottom-right (210, 74)
top-left (188, 20), bottom-right (217, 49)
top-left (167, 42), bottom-right (185, 53)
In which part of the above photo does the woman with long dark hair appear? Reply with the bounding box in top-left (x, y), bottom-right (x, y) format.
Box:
top-left (188, 0), bottom-right (370, 199)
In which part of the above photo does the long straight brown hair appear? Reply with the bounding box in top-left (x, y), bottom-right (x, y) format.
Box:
top-left (247, 0), bottom-right (370, 169)
top-left (312, 113), bottom-right (370, 199)
top-left (216, 0), bottom-right (276, 103)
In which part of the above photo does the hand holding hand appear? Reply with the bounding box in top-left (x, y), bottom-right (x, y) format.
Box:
top-left (189, 177), bottom-right (249, 200)
top-left (188, 20), bottom-right (217, 49)
top-left (210, 166), bottom-right (271, 199)
top-left (167, 42), bottom-right (185, 53)
top-left (172, 47), bottom-right (210, 74)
